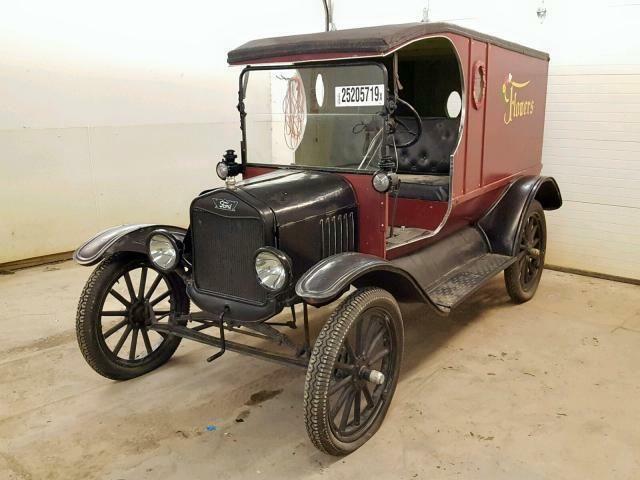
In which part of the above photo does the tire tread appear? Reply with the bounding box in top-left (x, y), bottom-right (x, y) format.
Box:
top-left (303, 287), bottom-right (402, 455)
top-left (504, 200), bottom-right (546, 303)
top-left (76, 253), bottom-right (188, 380)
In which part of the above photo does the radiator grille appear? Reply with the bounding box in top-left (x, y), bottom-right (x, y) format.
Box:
top-left (321, 212), bottom-right (356, 257)
top-left (191, 208), bottom-right (267, 304)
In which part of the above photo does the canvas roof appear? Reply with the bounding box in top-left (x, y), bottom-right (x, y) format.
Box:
top-left (227, 22), bottom-right (549, 65)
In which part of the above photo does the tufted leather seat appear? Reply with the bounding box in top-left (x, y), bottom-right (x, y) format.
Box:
top-left (393, 117), bottom-right (458, 201)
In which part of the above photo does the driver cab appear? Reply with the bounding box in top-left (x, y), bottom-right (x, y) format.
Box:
top-left (238, 35), bottom-right (464, 252)
top-left (388, 37), bottom-right (462, 202)
top-left (383, 37), bottom-right (463, 248)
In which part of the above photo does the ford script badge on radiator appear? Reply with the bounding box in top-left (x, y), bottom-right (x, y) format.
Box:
top-left (212, 198), bottom-right (238, 212)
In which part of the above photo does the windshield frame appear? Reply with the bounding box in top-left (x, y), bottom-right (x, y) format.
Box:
top-left (237, 60), bottom-right (390, 175)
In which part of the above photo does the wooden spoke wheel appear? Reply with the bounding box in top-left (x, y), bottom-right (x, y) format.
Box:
top-left (76, 253), bottom-right (189, 380)
top-left (505, 200), bottom-right (547, 303)
top-left (304, 288), bottom-right (403, 455)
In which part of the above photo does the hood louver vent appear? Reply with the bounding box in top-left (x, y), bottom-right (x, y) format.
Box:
top-left (320, 212), bottom-right (356, 257)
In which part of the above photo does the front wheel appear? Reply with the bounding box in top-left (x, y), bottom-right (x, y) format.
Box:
top-left (304, 287), bottom-right (403, 455)
top-left (504, 199), bottom-right (547, 303)
top-left (76, 253), bottom-right (189, 380)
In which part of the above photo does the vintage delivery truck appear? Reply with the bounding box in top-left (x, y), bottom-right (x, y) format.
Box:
top-left (73, 22), bottom-right (561, 454)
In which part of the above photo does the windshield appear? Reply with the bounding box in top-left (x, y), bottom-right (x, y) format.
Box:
top-left (241, 64), bottom-right (387, 171)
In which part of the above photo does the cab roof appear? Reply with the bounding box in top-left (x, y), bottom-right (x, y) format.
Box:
top-left (227, 22), bottom-right (549, 65)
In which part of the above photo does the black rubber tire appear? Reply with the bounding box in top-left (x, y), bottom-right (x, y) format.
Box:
top-left (304, 287), bottom-right (403, 456)
top-left (76, 253), bottom-right (189, 380)
top-left (505, 200), bottom-right (547, 303)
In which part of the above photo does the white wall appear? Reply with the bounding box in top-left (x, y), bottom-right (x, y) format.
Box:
top-left (543, 64), bottom-right (640, 280)
top-left (2, 0), bottom-right (639, 279)
top-left (0, 0), bottom-right (324, 263)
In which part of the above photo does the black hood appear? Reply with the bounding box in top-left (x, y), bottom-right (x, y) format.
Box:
top-left (237, 169), bottom-right (357, 226)
top-left (187, 168), bottom-right (359, 317)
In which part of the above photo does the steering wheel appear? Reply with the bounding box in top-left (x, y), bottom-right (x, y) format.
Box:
top-left (389, 98), bottom-right (422, 149)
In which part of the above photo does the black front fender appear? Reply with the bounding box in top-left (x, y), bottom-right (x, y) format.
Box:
top-left (478, 176), bottom-right (561, 256)
top-left (73, 224), bottom-right (187, 266)
top-left (295, 252), bottom-right (441, 313)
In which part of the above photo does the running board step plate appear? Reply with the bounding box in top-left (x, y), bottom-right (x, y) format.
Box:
top-left (426, 253), bottom-right (516, 310)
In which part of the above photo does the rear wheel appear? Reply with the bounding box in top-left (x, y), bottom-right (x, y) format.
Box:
top-left (76, 253), bottom-right (189, 380)
top-left (304, 287), bottom-right (403, 455)
top-left (505, 200), bottom-right (547, 303)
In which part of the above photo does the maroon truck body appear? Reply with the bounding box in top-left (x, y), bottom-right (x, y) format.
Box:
top-left (234, 22), bottom-right (551, 259)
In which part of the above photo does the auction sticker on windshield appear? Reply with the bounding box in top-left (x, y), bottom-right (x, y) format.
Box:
top-left (335, 84), bottom-right (384, 107)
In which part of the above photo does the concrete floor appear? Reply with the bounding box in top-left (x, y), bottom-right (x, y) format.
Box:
top-left (1, 261), bottom-right (639, 480)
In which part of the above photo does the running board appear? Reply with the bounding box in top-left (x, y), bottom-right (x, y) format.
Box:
top-left (426, 253), bottom-right (516, 311)
top-left (148, 323), bottom-right (309, 369)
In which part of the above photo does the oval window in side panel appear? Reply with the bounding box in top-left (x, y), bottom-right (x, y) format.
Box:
top-left (446, 91), bottom-right (462, 118)
top-left (315, 73), bottom-right (325, 108)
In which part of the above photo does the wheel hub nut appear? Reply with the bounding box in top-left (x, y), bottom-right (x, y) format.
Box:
top-left (361, 368), bottom-right (385, 385)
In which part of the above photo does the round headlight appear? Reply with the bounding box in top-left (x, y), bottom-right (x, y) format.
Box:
top-left (148, 232), bottom-right (179, 271)
top-left (254, 249), bottom-right (289, 292)
top-left (216, 161), bottom-right (229, 180)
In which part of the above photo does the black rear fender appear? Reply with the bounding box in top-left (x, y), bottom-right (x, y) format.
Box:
top-left (73, 224), bottom-right (187, 266)
top-left (479, 176), bottom-right (561, 256)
